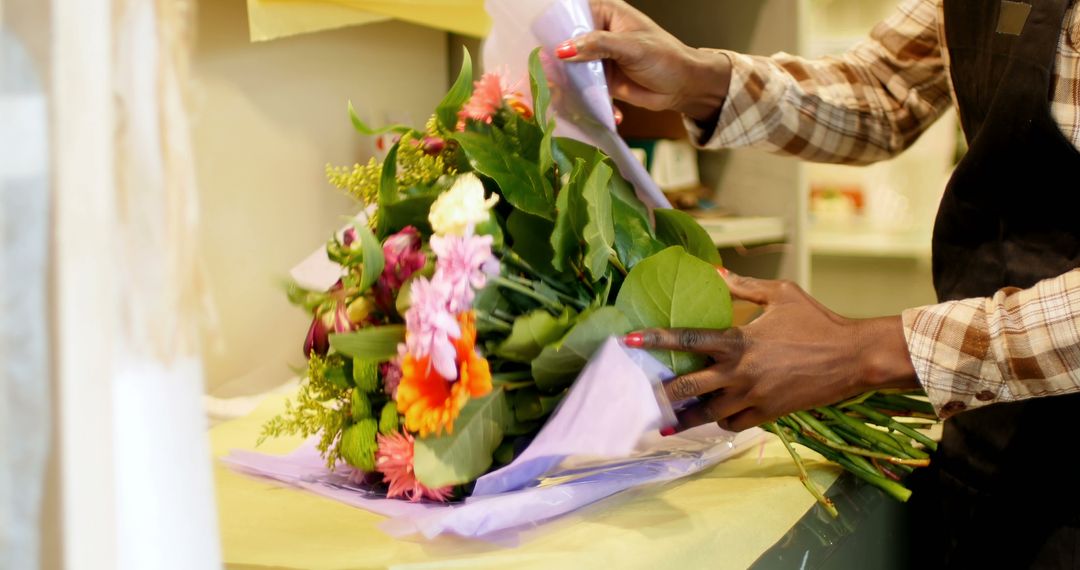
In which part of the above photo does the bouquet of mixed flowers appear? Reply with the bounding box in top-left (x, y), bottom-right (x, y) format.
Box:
top-left (257, 48), bottom-right (937, 518)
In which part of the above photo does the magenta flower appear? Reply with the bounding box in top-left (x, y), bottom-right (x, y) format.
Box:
top-left (375, 226), bottom-right (427, 309)
top-left (303, 312), bottom-right (329, 358)
top-left (343, 227), bottom-right (358, 247)
top-left (430, 232), bottom-right (500, 313)
top-left (403, 275), bottom-right (460, 380)
top-left (381, 357), bottom-right (404, 399)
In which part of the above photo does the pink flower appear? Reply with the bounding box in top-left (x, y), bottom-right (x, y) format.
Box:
top-left (403, 275), bottom-right (460, 380)
top-left (430, 232), bottom-right (500, 313)
top-left (381, 357), bottom-right (404, 399)
top-left (376, 431), bottom-right (453, 502)
top-left (343, 227), bottom-right (358, 247)
top-left (375, 226), bottom-right (427, 309)
top-left (458, 73), bottom-right (505, 127)
top-left (332, 301), bottom-right (352, 334)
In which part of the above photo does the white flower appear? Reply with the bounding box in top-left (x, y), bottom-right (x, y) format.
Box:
top-left (428, 172), bottom-right (499, 236)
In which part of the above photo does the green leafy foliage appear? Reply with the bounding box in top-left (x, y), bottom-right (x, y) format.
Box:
top-left (494, 308), bottom-right (576, 362)
top-left (654, 208), bottom-right (723, 266)
top-left (259, 353), bottom-right (350, 468)
top-left (350, 222), bottom-right (385, 294)
top-left (413, 389), bottom-right (511, 488)
top-left (341, 419), bottom-right (378, 471)
top-left (454, 130), bottom-right (555, 220)
top-left (532, 307), bottom-right (632, 392)
top-left (329, 325), bottom-right (405, 362)
top-left (528, 48), bottom-right (556, 176)
top-left (347, 101), bottom-right (414, 136)
top-left (351, 358), bottom-right (380, 393)
top-left (512, 388), bottom-right (565, 422)
top-left (614, 246), bottom-right (732, 374)
top-left (506, 211), bottom-right (559, 276)
top-left (580, 161), bottom-right (617, 280)
top-left (351, 390), bottom-right (373, 420)
top-left (380, 194), bottom-right (437, 237)
top-left (435, 47), bottom-right (474, 132)
top-left (379, 402), bottom-right (400, 435)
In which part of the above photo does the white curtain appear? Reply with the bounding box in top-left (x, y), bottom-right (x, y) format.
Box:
top-left (0, 20), bottom-right (51, 570)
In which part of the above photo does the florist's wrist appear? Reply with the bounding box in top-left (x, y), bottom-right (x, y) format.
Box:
top-left (854, 315), bottom-right (921, 392)
top-left (678, 48), bottom-right (732, 123)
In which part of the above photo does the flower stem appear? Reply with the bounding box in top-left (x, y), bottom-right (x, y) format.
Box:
top-left (492, 276), bottom-right (563, 312)
top-left (492, 370), bottom-right (532, 382)
top-left (476, 311), bottom-right (513, 332)
top-left (765, 422), bottom-right (838, 518)
top-left (847, 404), bottom-right (938, 451)
top-left (800, 428), bottom-right (930, 467)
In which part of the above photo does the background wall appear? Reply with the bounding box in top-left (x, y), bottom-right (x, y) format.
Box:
top-left (191, 0), bottom-right (447, 396)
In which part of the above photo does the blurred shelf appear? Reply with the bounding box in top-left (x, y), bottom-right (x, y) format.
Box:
top-left (694, 216), bottom-right (787, 248)
top-left (809, 228), bottom-right (931, 258)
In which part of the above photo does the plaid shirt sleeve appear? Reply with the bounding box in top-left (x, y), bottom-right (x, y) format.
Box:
top-left (686, 0), bottom-right (953, 165)
top-left (902, 270), bottom-right (1080, 419)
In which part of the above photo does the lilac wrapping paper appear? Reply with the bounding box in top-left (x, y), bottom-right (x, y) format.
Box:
top-left (224, 339), bottom-right (764, 540)
top-left (483, 0), bottom-right (672, 211)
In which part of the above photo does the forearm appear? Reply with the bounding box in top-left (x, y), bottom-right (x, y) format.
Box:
top-left (903, 269), bottom-right (1080, 418)
top-left (685, 0), bottom-right (952, 165)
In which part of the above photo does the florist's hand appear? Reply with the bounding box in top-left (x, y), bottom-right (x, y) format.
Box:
top-left (555, 0), bottom-right (732, 121)
top-left (626, 271), bottom-right (920, 432)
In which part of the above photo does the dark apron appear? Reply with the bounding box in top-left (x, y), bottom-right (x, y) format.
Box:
top-left (908, 0), bottom-right (1080, 567)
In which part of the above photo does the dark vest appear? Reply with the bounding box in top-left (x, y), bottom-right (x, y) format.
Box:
top-left (911, 0), bottom-right (1080, 566)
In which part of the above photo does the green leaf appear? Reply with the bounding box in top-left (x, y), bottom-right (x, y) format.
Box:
top-left (614, 246), bottom-right (732, 374)
top-left (532, 307), bottom-right (632, 392)
top-left (347, 101), bottom-right (414, 136)
top-left (454, 130), bottom-right (555, 220)
top-left (549, 161), bottom-right (582, 272)
top-left (654, 209), bottom-right (723, 266)
top-left (494, 308), bottom-right (576, 363)
top-left (349, 222), bottom-right (385, 293)
top-left (378, 142), bottom-right (400, 208)
top-left (528, 48), bottom-right (552, 128)
top-left (329, 325), bottom-right (405, 361)
top-left (435, 47), bottom-right (474, 132)
top-left (581, 161), bottom-right (616, 280)
top-left (380, 194), bottom-right (436, 238)
top-left (507, 210), bottom-right (558, 276)
top-left (552, 136), bottom-right (601, 177)
top-left (413, 388), bottom-right (511, 488)
top-left (512, 388), bottom-right (565, 422)
top-left (612, 195), bottom-right (663, 270)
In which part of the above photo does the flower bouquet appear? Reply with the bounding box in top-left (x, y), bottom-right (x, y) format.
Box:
top-left (243, 46), bottom-right (938, 527)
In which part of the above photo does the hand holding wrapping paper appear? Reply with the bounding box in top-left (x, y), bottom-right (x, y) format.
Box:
top-left (484, 0), bottom-right (672, 211)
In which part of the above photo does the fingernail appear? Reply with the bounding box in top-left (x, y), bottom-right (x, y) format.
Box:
top-left (660, 426), bottom-right (677, 437)
top-left (716, 266), bottom-right (729, 277)
top-left (614, 107), bottom-right (624, 125)
top-left (623, 332), bottom-right (644, 348)
top-left (555, 40), bottom-right (578, 59)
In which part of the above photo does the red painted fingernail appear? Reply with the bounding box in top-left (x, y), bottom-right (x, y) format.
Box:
top-left (623, 332), bottom-right (644, 348)
top-left (614, 107), bottom-right (624, 125)
top-left (660, 426), bottom-right (677, 437)
top-left (555, 40), bottom-right (578, 59)
top-left (717, 266), bottom-right (729, 277)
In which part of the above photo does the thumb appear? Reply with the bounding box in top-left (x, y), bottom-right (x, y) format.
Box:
top-left (556, 31), bottom-right (644, 66)
top-left (717, 268), bottom-right (775, 306)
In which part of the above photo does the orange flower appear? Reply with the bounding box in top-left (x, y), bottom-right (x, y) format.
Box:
top-left (396, 311), bottom-right (492, 437)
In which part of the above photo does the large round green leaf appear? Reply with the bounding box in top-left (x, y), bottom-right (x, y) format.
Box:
top-left (614, 246), bottom-right (732, 374)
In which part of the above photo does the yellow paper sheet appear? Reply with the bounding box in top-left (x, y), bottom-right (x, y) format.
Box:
top-left (213, 394), bottom-right (841, 569)
top-left (247, 0), bottom-right (392, 42)
top-left (248, 0), bottom-right (489, 42)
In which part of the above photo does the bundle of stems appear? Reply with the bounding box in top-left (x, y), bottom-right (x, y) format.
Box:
top-left (763, 391), bottom-right (938, 517)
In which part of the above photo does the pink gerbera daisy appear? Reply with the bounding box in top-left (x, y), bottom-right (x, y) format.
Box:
top-left (375, 431), bottom-right (454, 502)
